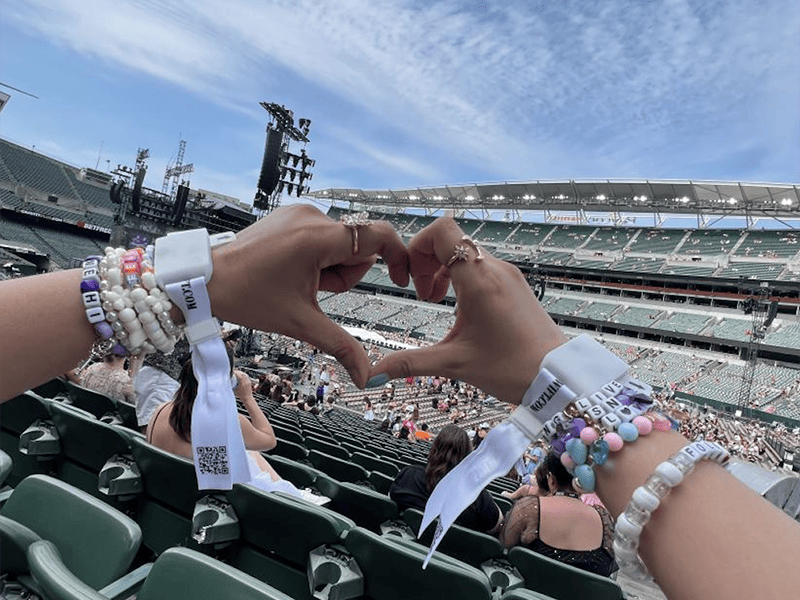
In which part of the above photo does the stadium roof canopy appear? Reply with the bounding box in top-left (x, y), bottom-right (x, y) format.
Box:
top-left (311, 180), bottom-right (800, 217)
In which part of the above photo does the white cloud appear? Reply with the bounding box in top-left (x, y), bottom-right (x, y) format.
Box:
top-left (5, 0), bottom-right (799, 186)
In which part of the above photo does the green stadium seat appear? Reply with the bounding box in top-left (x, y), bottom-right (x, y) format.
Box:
top-left (269, 437), bottom-right (310, 461)
top-left (271, 423), bottom-right (305, 445)
top-left (0, 475), bottom-right (141, 592)
top-left (308, 449), bottom-right (370, 484)
top-left (27, 544), bottom-right (293, 600)
top-left (115, 400), bottom-right (140, 431)
top-left (507, 546), bottom-right (624, 600)
top-left (0, 392), bottom-right (55, 487)
top-left (403, 508), bottom-right (505, 568)
top-left (315, 475), bottom-right (399, 532)
top-left (351, 451), bottom-right (400, 477)
top-left (305, 435), bottom-right (352, 459)
top-left (49, 401), bottom-right (140, 502)
top-left (499, 589), bottom-right (559, 600)
top-left (130, 436), bottom-right (201, 555)
top-left (340, 439), bottom-right (372, 457)
top-left (368, 470), bottom-right (395, 495)
top-left (226, 484), bottom-right (356, 600)
top-left (64, 380), bottom-right (117, 420)
top-left (31, 378), bottom-right (69, 400)
top-left (344, 526), bottom-right (493, 600)
top-left (266, 453), bottom-right (324, 489)
top-left (492, 493), bottom-right (513, 513)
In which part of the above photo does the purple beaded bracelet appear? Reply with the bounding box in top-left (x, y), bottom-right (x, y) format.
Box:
top-left (81, 256), bottom-right (127, 356)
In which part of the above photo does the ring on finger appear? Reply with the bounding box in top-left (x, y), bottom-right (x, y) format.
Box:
top-left (340, 211), bottom-right (373, 254)
top-left (445, 235), bottom-right (484, 268)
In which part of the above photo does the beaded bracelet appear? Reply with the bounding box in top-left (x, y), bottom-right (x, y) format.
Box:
top-left (540, 375), bottom-right (672, 493)
top-left (82, 246), bottom-right (184, 357)
top-left (80, 257), bottom-right (127, 356)
top-left (613, 439), bottom-right (731, 581)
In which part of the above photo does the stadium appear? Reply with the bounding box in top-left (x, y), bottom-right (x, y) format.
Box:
top-left (1, 126), bottom-right (799, 600)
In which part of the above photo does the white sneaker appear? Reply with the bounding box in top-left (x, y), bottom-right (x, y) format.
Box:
top-left (299, 488), bottom-right (331, 506)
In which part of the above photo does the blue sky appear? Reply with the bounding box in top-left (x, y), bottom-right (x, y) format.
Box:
top-left (1, 0), bottom-right (798, 207)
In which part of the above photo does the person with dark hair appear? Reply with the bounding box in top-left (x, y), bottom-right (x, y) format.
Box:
top-left (499, 452), bottom-right (617, 577)
top-left (414, 422), bottom-right (432, 441)
top-left (363, 397), bottom-right (374, 421)
top-left (396, 424), bottom-right (416, 443)
top-left (389, 424), bottom-right (502, 534)
top-left (146, 352), bottom-right (281, 481)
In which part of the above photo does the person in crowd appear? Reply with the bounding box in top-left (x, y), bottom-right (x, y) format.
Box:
top-left (499, 452), bottom-right (617, 577)
top-left (73, 348), bottom-right (138, 403)
top-left (473, 422), bottom-right (490, 449)
top-left (132, 339), bottom-right (188, 431)
top-left (363, 397), bottom-right (375, 421)
top-left (521, 442), bottom-right (545, 484)
top-left (403, 405), bottom-right (419, 434)
top-left (254, 373), bottom-right (271, 397)
top-left (501, 480), bottom-right (539, 500)
top-left (146, 351), bottom-right (281, 481)
top-left (390, 424), bottom-right (502, 534)
top-left (1, 206), bottom-right (797, 600)
top-left (415, 422), bottom-right (432, 441)
top-left (396, 424), bottom-right (416, 443)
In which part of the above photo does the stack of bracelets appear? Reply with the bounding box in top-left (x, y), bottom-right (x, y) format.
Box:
top-left (540, 373), bottom-right (731, 580)
top-left (80, 245), bottom-right (183, 357)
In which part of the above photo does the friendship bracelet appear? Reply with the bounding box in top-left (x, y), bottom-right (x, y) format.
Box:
top-left (85, 245), bottom-right (184, 357)
top-left (540, 375), bottom-right (672, 493)
top-left (80, 256), bottom-right (127, 356)
top-left (612, 439), bottom-right (731, 581)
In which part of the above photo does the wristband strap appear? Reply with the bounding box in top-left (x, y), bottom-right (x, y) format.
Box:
top-left (419, 334), bottom-right (631, 567)
top-left (155, 229), bottom-right (308, 499)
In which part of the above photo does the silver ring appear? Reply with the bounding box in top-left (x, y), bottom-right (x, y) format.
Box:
top-left (445, 235), bottom-right (483, 268)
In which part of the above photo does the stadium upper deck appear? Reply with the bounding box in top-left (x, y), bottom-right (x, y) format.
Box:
top-left (326, 206), bottom-right (800, 285)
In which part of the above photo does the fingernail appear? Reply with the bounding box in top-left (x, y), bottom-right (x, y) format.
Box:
top-left (366, 373), bottom-right (389, 389)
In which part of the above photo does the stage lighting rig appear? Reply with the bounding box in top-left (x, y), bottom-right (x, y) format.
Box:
top-left (254, 102), bottom-right (316, 211)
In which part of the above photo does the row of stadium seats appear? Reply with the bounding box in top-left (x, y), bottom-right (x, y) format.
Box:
top-left (0, 213), bottom-right (108, 268)
top-left (0, 138), bottom-right (115, 211)
top-left (0, 385), bottom-right (624, 600)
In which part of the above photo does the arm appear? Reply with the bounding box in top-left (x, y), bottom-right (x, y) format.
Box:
top-left (0, 269), bottom-right (94, 400)
top-left (0, 205), bottom-right (410, 401)
top-left (369, 217), bottom-right (800, 600)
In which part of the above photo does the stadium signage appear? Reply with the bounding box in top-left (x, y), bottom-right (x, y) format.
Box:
top-left (77, 222), bottom-right (112, 234)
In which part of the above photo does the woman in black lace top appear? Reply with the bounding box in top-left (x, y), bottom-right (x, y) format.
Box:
top-left (499, 452), bottom-right (617, 577)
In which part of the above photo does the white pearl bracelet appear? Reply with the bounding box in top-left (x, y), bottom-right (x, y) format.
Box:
top-left (612, 440), bottom-right (731, 581)
top-left (98, 245), bottom-right (182, 355)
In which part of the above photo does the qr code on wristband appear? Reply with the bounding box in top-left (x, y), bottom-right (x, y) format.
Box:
top-left (197, 446), bottom-right (229, 475)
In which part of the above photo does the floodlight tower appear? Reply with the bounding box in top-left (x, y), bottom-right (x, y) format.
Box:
top-left (162, 138), bottom-right (194, 200)
top-left (736, 282), bottom-right (772, 418)
top-left (253, 102), bottom-right (315, 215)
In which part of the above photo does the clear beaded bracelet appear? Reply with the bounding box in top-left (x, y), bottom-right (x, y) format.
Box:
top-left (613, 439), bottom-right (731, 581)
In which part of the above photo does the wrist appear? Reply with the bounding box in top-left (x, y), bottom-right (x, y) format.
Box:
top-left (595, 429), bottom-right (688, 518)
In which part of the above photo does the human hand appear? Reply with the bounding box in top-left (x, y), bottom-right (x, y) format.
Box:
top-left (207, 204), bottom-right (409, 388)
top-left (367, 217), bottom-right (567, 404)
top-left (234, 369), bottom-right (254, 394)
